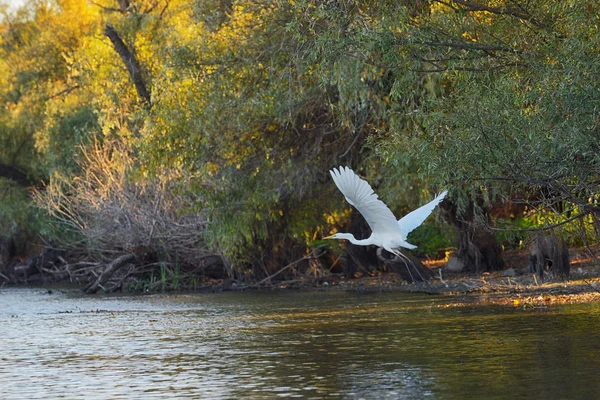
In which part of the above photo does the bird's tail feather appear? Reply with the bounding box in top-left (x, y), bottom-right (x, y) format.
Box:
top-left (398, 241), bottom-right (417, 250)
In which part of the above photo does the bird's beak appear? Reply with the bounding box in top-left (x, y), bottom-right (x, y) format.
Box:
top-left (323, 235), bottom-right (334, 240)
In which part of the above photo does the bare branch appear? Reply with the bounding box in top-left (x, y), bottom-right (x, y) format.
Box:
top-left (490, 212), bottom-right (590, 233)
top-left (85, 253), bottom-right (135, 294)
top-left (438, 0), bottom-right (548, 29)
top-left (417, 40), bottom-right (522, 54)
top-left (89, 1), bottom-right (122, 13)
top-left (411, 62), bottom-right (527, 73)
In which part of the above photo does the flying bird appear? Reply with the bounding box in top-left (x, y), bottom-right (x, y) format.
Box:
top-left (324, 166), bottom-right (447, 282)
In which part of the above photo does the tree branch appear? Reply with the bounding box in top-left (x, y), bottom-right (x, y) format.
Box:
top-left (89, 1), bottom-right (122, 13)
top-left (490, 211), bottom-right (590, 233)
top-left (411, 62), bottom-right (527, 73)
top-left (103, 24), bottom-right (152, 108)
top-left (440, 0), bottom-right (548, 29)
top-left (85, 253), bottom-right (135, 294)
top-left (417, 40), bottom-right (522, 54)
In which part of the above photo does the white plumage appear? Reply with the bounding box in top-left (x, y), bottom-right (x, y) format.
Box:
top-left (325, 166), bottom-right (447, 282)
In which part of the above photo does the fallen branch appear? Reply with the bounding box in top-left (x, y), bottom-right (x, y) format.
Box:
top-left (254, 246), bottom-right (326, 287)
top-left (85, 254), bottom-right (135, 294)
top-left (105, 265), bottom-right (136, 293)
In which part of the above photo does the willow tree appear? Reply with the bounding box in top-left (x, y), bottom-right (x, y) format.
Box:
top-left (139, 0), bottom-right (372, 278)
top-left (7, 0), bottom-right (600, 283)
top-left (0, 0), bottom-right (102, 251)
top-left (375, 0), bottom-right (600, 271)
top-left (275, 0), bottom-right (600, 273)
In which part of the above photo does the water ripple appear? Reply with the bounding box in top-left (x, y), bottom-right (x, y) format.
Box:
top-left (1, 288), bottom-right (600, 399)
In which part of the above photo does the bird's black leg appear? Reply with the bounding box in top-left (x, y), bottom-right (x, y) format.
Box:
top-left (393, 250), bottom-right (430, 286)
top-left (391, 250), bottom-right (416, 282)
top-left (400, 256), bottom-right (416, 283)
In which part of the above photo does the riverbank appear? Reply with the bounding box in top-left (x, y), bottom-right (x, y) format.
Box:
top-left (248, 249), bottom-right (600, 308)
top-left (316, 271), bottom-right (600, 308)
top-left (4, 248), bottom-right (600, 308)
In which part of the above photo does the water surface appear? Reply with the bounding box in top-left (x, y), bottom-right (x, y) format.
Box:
top-left (1, 288), bottom-right (599, 399)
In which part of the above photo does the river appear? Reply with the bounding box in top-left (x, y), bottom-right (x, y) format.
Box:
top-left (1, 287), bottom-right (599, 399)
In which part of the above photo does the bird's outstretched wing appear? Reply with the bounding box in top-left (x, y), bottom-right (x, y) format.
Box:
top-left (330, 166), bottom-right (401, 236)
top-left (397, 190), bottom-right (448, 238)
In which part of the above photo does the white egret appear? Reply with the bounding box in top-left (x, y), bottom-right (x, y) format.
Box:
top-left (324, 166), bottom-right (447, 283)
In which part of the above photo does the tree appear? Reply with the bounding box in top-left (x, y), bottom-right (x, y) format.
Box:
top-left (4, 0), bottom-right (600, 285)
top-left (382, 0), bottom-right (600, 271)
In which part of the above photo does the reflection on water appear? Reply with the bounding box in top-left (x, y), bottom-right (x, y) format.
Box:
top-left (1, 288), bottom-right (600, 399)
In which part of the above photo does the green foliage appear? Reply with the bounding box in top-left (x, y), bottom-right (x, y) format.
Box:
top-left (42, 107), bottom-right (100, 175)
top-left (407, 222), bottom-right (455, 257)
top-left (0, 182), bottom-right (38, 236)
top-left (381, 1), bottom-right (600, 201)
top-left (4, 0), bottom-right (600, 276)
top-left (496, 210), bottom-right (599, 251)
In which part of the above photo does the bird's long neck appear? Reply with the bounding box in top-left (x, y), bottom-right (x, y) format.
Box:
top-left (350, 237), bottom-right (375, 246)
top-left (339, 233), bottom-right (375, 246)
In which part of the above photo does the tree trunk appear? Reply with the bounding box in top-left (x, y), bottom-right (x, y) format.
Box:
top-left (104, 24), bottom-right (152, 108)
top-left (0, 164), bottom-right (34, 186)
top-left (457, 226), bottom-right (504, 273)
top-left (0, 236), bottom-right (15, 282)
top-left (117, 0), bottom-right (130, 13)
top-left (528, 232), bottom-right (570, 280)
top-left (442, 198), bottom-right (505, 273)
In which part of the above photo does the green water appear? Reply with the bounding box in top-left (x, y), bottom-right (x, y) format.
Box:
top-left (1, 288), bottom-right (599, 399)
